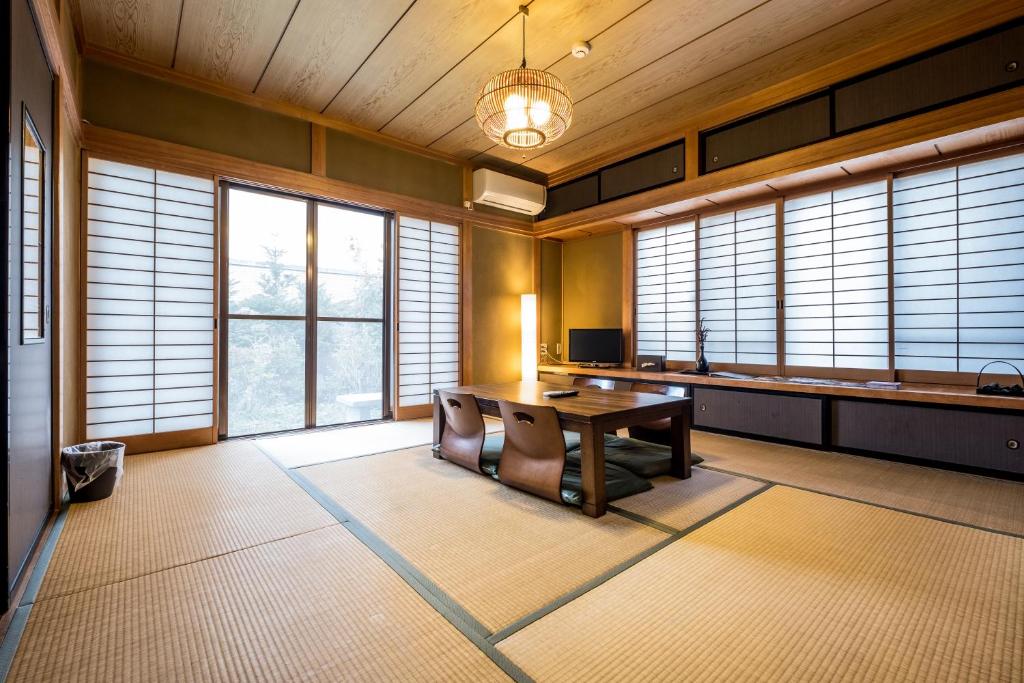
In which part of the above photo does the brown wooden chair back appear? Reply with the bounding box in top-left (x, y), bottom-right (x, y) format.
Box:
top-left (497, 400), bottom-right (566, 503)
top-left (628, 382), bottom-right (688, 439)
top-left (437, 390), bottom-right (486, 472)
top-left (572, 376), bottom-right (615, 390)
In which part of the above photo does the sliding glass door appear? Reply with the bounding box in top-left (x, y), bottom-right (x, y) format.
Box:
top-left (222, 186), bottom-right (389, 437)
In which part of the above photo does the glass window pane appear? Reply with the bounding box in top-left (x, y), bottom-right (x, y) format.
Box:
top-left (317, 321), bottom-right (383, 426)
top-left (317, 204), bottom-right (385, 318)
top-left (228, 319), bottom-right (305, 436)
top-left (228, 188), bottom-right (306, 316)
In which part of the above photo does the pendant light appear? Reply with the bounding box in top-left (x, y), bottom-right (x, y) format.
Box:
top-left (475, 5), bottom-right (573, 150)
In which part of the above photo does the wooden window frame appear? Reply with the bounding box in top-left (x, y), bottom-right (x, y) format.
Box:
top-left (80, 151), bottom-right (221, 453)
top-left (630, 144), bottom-right (1024, 386)
top-left (393, 213), bottom-right (464, 421)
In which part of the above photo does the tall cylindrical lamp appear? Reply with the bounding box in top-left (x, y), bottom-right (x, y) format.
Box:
top-left (521, 293), bottom-right (537, 382)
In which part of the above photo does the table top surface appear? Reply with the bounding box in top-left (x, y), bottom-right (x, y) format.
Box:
top-left (443, 382), bottom-right (689, 423)
top-left (538, 365), bottom-right (1024, 411)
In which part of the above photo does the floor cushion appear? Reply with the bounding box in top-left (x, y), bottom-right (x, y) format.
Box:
top-left (567, 435), bottom-right (702, 477)
top-left (479, 434), bottom-right (505, 478)
top-left (559, 460), bottom-right (652, 506)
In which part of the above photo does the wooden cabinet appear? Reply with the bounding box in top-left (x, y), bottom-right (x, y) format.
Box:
top-left (832, 400), bottom-right (1024, 474)
top-left (541, 174), bottom-right (598, 220)
top-left (600, 142), bottom-right (684, 201)
top-left (834, 23), bottom-right (1024, 134)
top-left (701, 94), bottom-right (830, 173)
top-left (693, 387), bottom-right (823, 445)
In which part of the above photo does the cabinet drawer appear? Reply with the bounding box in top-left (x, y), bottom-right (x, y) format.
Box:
top-left (832, 400), bottom-right (1024, 474)
top-left (693, 387), bottom-right (823, 444)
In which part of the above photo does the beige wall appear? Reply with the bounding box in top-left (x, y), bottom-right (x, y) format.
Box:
top-left (561, 232), bottom-right (624, 355)
top-left (470, 225), bottom-right (534, 385)
top-left (539, 239), bottom-right (563, 357)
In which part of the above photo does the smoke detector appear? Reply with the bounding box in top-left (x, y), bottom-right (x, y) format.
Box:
top-left (571, 41), bottom-right (591, 59)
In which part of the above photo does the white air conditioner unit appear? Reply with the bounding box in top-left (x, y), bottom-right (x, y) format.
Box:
top-left (472, 168), bottom-right (546, 216)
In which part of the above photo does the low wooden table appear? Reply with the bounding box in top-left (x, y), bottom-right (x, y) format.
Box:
top-left (433, 382), bottom-right (692, 518)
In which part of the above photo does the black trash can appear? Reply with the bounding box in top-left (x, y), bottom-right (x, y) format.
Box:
top-left (61, 442), bottom-right (125, 503)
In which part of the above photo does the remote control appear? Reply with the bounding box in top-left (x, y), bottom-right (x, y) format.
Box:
top-left (543, 390), bottom-right (579, 398)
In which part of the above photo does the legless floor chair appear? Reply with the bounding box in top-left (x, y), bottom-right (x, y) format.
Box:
top-left (497, 400), bottom-right (651, 507)
top-left (436, 390), bottom-right (504, 477)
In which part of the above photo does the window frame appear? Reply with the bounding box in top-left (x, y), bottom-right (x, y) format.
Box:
top-left (629, 145), bottom-right (1024, 386)
top-left (217, 181), bottom-right (393, 438)
top-left (80, 151), bottom-right (222, 453)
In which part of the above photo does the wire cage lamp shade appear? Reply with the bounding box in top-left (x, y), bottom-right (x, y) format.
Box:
top-left (475, 67), bottom-right (573, 149)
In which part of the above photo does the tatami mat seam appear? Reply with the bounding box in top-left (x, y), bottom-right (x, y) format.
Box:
top-left (254, 442), bottom-right (533, 683)
top-left (694, 460), bottom-right (1024, 540)
top-left (290, 443), bottom-right (441, 470)
top-left (486, 483), bottom-right (775, 644)
top-left (31, 523), bottom-right (340, 606)
top-left (607, 506), bottom-right (685, 534)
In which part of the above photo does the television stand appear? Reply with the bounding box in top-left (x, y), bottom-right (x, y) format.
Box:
top-left (577, 362), bottom-right (620, 369)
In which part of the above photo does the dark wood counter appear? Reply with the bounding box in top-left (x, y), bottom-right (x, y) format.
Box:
top-left (538, 365), bottom-right (1024, 412)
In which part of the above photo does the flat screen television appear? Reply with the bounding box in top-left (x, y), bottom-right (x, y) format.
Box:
top-left (568, 328), bottom-right (623, 365)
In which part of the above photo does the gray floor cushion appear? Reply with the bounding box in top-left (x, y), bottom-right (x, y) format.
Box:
top-left (567, 435), bottom-right (702, 477)
top-left (480, 434), bottom-right (504, 478)
top-left (560, 460), bottom-right (652, 506)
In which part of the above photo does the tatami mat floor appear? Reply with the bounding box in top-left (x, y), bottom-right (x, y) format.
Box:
top-left (3, 423), bottom-right (1021, 682)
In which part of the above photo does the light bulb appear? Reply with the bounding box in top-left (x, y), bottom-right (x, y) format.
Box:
top-left (529, 99), bottom-right (551, 126)
top-left (504, 93), bottom-right (528, 130)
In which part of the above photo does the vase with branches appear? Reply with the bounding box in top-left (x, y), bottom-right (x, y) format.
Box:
top-left (695, 317), bottom-right (711, 374)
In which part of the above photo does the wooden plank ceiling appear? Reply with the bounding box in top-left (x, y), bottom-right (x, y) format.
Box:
top-left (75, 0), bottom-right (1016, 181)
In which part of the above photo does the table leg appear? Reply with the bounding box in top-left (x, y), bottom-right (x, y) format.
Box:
top-left (669, 409), bottom-right (692, 478)
top-left (432, 392), bottom-right (446, 460)
top-left (579, 424), bottom-right (607, 518)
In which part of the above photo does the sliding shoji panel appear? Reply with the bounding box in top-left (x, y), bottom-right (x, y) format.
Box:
top-left (783, 181), bottom-right (889, 369)
top-left (635, 220), bottom-right (696, 361)
top-left (396, 217), bottom-right (459, 408)
top-left (85, 158), bottom-right (215, 440)
top-left (893, 151), bottom-right (1024, 373)
top-left (698, 205), bottom-right (777, 365)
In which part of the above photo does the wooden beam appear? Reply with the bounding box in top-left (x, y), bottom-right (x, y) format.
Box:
top-left (30, 0), bottom-right (82, 142)
top-left (535, 91), bottom-right (1024, 238)
top-left (621, 230), bottom-right (635, 368)
top-left (310, 124), bottom-right (327, 177)
top-left (82, 124), bottom-right (534, 235)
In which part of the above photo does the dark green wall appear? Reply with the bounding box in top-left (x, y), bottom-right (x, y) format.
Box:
top-left (84, 59), bottom-right (466, 207)
top-left (84, 60), bottom-right (311, 171)
top-left (325, 128), bottom-right (462, 206)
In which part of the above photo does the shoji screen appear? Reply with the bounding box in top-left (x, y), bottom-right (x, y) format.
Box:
top-left (893, 151), bottom-right (1024, 373)
top-left (635, 220), bottom-right (696, 361)
top-left (783, 181), bottom-right (889, 369)
top-left (86, 158), bottom-right (215, 440)
top-left (698, 205), bottom-right (777, 365)
top-left (396, 217), bottom-right (460, 408)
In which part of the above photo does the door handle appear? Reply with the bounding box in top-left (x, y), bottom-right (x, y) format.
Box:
top-left (45, 304), bottom-right (50, 326)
